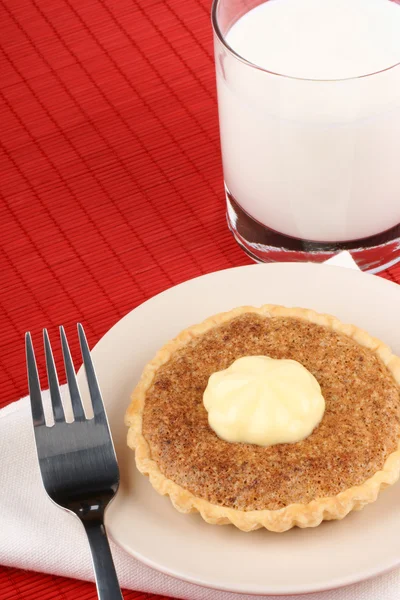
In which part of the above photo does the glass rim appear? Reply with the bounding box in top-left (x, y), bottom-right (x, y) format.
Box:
top-left (211, 0), bottom-right (400, 83)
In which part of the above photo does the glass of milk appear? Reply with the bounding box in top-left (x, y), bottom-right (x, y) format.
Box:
top-left (212, 0), bottom-right (400, 272)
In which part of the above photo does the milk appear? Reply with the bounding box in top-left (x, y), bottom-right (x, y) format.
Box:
top-left (215, 0), bottom-right (400, 242)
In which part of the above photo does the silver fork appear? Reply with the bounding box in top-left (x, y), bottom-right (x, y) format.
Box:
top-left (26, 324), bottom-right (123, 600)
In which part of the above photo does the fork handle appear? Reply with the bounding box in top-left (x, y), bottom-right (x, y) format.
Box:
top-left (84, 520), bottom-right (123, 600)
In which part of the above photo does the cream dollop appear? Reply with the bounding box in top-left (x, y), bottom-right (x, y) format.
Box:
top-left (203, 356), bottom-right (325, 447)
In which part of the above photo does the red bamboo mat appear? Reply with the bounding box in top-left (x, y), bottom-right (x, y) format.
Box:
top-left (1, 0), bottom-right (400, 597)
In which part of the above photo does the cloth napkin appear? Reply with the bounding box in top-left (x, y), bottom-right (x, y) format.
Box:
top-left (2, 252), bottom-right (400, 600)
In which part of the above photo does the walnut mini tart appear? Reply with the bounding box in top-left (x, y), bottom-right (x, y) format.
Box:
top-left (125, 305), bottom-right (400, 532)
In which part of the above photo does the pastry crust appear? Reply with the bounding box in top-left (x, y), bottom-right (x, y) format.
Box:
top-left (125, 305), bottom-right (400, 532)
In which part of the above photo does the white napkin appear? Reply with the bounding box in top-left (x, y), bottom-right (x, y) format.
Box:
top-left (3, 251), bottom-right (400, 600)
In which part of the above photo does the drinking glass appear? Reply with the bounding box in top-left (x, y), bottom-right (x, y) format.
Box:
top-left (212, 0), bottom-right (400, 273)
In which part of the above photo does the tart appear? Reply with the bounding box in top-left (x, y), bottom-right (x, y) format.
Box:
top-left (125, 305), bottom-right (400, 532)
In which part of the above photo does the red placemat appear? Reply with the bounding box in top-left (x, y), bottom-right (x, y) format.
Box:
top-left (1, 0), bottom-right (400, 598)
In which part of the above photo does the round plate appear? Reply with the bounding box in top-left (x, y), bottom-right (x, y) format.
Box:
top-left (78, 262), bottom-right (400, 596)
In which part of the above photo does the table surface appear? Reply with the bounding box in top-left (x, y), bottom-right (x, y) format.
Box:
top-left (1, 0), bottom-right (400, 598)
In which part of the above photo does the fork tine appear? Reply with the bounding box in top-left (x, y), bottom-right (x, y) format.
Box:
top-left (43, 329), bottom-right (65, 423)
top-left (77, 323), bottom-right (105, 420)
top-left (25, 332), bottom-right (45, 426)
top-left (60, 325), bottom-right (85, 421)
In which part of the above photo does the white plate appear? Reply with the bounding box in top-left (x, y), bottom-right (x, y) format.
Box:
top-left (78, 262), bottom-right (400, 596)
